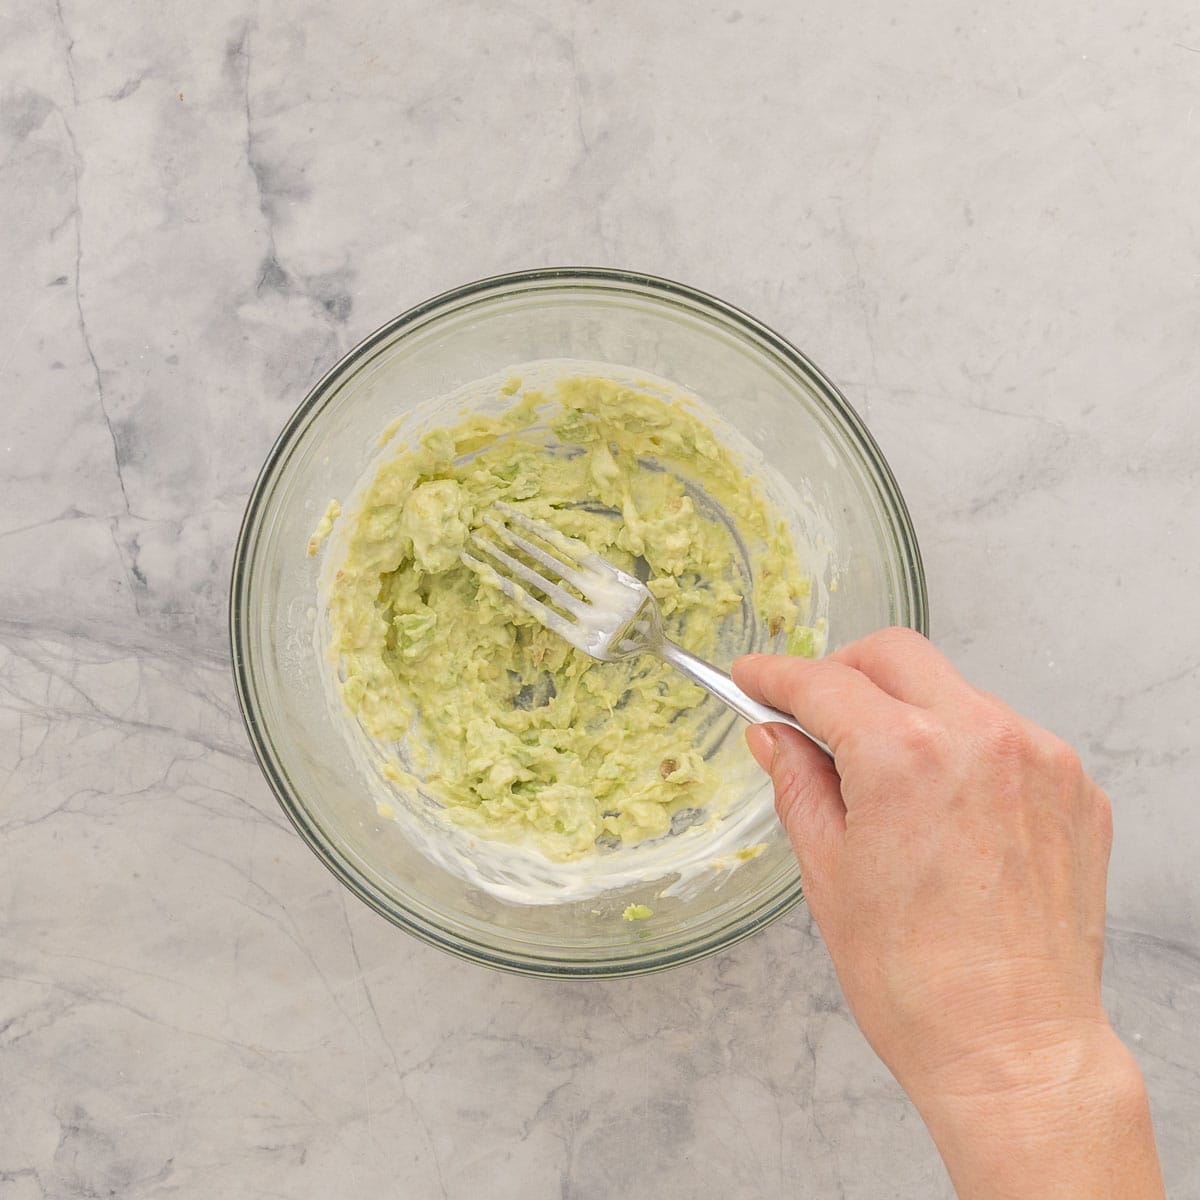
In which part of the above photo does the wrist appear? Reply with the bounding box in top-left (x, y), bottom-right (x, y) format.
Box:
top-left (910, 1023), bottom-right (1163, 1199)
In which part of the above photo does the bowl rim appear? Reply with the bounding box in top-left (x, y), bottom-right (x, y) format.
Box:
top-left (229, 265), bottom-right (929, 978)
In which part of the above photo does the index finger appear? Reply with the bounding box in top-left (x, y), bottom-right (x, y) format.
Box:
top-left (733, 652), bottom-right (908, 762)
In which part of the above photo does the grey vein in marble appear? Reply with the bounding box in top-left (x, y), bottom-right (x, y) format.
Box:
top-left (2, 0), bottom-right (1198, 1196)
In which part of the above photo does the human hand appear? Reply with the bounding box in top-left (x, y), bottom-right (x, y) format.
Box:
top-left (733, 628), bottom-right (1163, 1199)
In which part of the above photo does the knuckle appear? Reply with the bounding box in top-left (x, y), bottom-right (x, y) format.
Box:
top-left (1043, 734), bottom-right (1084, 778)
top-left (783, 676), bottom-right (812, 722)
top-left (777, 763), bottom-right (806, 830)
top-left (850, 625), bottom-right (927, 665)
top-left (874, 625), bottom-right (928, 653)
top-left (978, 709), bottom-right (1035, 765)
top-left (892, 710), bottom-right (944, 765)
top-left (772, 760), bottom-right (811, 831)
top-left (782, 658), bottom-right (835, 721)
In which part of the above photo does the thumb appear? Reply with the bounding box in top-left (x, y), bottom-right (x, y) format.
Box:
top-left (746, 723), bottom-right (845, 888)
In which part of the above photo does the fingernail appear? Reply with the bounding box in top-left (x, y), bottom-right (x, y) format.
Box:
top-left (745, 723), bottom-right (778, 772)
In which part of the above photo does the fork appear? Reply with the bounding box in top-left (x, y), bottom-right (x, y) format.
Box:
top-left (461, 503), bottom-right (832, 758)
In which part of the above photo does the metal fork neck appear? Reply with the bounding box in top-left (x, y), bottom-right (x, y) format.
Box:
top-left (659, 639), bottom-right (833, 759)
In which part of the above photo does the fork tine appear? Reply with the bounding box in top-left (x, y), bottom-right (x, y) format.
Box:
top-left (468, 533), bottom-right (589, 618)
top-left (482, 512), bottom-right (595, 593)
top-left (495, 503), bottom-right (645, 591)
top-left (460, 550), bottom-right (582, 645)
top-left (494, 502), bottom-right (594, 558)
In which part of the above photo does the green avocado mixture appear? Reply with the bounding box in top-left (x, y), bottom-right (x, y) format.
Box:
top-left (320, 374), bottom-right (815, 862)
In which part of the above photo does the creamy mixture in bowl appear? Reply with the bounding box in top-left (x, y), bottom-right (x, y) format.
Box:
top-left (311, 366), bottom-right (822, 895)
top-left (231, 268), bottom-right (926, 974)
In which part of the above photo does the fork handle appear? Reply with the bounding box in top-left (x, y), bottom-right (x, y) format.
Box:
top-left (660, 640), bottom-right (834, 760)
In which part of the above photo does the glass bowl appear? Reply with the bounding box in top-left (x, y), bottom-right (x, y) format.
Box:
top-left (230, 268), bottom-right (927, 978)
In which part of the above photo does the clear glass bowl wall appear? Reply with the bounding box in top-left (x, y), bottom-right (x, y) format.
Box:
top-left (231, 269), bottom-right (927, 977)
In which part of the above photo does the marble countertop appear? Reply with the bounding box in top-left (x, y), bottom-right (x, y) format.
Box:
top-left (3, 1), bottom-right (1198, 1195)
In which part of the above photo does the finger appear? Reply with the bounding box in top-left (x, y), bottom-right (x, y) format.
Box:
top-left (831, 626), bottom-right (972, 710)
top-left (746, 723), bottom-right (844, 899)
top-left (734, 652), bottom-right (906, 761)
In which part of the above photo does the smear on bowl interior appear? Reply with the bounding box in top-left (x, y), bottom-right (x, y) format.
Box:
top-left (314, 371), bottom-right (819, 870)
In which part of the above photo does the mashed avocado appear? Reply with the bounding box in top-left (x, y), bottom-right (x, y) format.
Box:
top-left (323, 374), bottom-right (814, 862)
